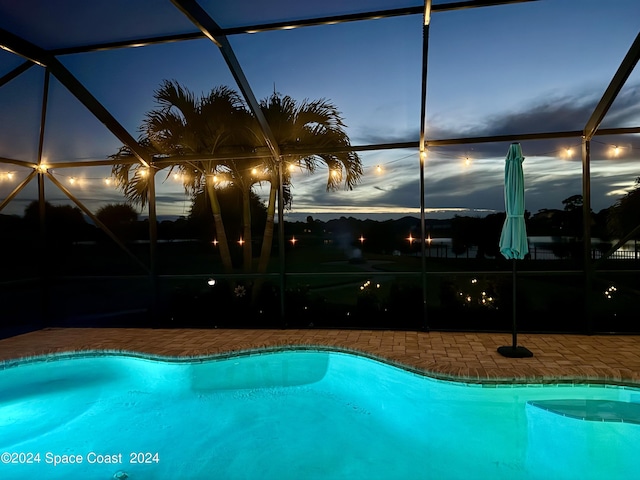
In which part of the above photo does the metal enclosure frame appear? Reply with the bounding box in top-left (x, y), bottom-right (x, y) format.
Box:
top-left (0, 0), bottom-right (639, 329)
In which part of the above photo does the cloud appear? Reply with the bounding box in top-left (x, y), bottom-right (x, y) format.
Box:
top-left (357, 82), bottom-right (640, 161)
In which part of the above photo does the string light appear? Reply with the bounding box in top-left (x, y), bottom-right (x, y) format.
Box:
top-left (425, 139), bottom-right (637, 165)
top-left (1, 139), bottom-right (634, 199)
top-left (604, 285), bottom-right (617, 299)
top-left (359, 280), bottom-right (380, 292)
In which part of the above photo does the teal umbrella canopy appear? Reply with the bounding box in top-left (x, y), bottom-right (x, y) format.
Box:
top-left (499, 143), bottom-right (529, 260)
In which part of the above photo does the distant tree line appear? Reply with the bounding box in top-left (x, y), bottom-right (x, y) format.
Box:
top-left (2, 185), bottom-right (639, 263)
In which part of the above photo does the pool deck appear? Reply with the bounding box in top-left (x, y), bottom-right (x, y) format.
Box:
top-left (1, 328), bottom-right (640, 386)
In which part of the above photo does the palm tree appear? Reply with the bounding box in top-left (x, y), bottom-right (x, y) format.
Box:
top-left (111, 80), bottom-right (253, 272)
top-left (253, 92), bottom-right (363, 274)
top-left (112, 81), bottom-right (363, 278)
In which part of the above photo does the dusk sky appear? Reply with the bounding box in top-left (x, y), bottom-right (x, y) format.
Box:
top-left (0, 0), bottom-right (639, 222)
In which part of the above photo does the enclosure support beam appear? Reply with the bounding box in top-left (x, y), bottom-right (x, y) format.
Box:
top-left (172, 0), bottom-right (290, 324)
top-left (581, 139), bottom-right (594, 334)
top-left (170, 0), bottom-right (281, 161)
top-left (0, 27), bottom-right (151, 168)
top-left (278, 160), bottom-right (286, 326)
top-left (595, 223), bottom-right (640, 266)
top-left (0, 170), bottom-right (37, 213)
top-left (0, 61), bottom-right (33, 88)
top-left (147, 170), bottom-right (159, 322)
top-left (36, 69), bottom-right (50, 327)
top-left (418, 0), bottom-right (432, 331)
top-left (46, 173), bottom-right (150, 274)
top-left (50, 1), bottom-right (536, 55)
top-left (583, 31), bottom-right (640, 139)
top-left (19, 124), bottom-right (640, 172)
top-left (580, 31), bottom-right (640, 334)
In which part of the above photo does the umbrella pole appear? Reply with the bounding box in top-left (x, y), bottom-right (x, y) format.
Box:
top-left (497, 258), bottom-right (533, 358)
top-left (512, 258), bottom-right (517, 348)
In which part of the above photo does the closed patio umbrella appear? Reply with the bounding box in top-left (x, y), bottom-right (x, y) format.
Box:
top-left (497, 143), bottom-right (533, 358)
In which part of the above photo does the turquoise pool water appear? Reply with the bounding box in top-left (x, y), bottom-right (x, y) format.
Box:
top-left (1, 349), bottom-right (639, 480)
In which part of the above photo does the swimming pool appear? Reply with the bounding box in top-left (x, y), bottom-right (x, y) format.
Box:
top-left (1, 348), bottom-right (638, 479)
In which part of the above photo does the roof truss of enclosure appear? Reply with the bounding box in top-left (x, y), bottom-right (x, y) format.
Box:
top-left (1, 0), bottom-right (639, 260)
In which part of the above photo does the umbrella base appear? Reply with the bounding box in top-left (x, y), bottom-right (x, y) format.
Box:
top-left (497, 345), bottom-right (533, 358)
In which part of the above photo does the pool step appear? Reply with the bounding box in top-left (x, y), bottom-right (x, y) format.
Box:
top-left (528, 400), bottom-right (640, 424)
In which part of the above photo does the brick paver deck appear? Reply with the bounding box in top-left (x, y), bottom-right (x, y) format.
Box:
top-left (1, 328), bottom-right (639, 386)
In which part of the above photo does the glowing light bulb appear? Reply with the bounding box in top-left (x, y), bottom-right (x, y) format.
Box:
top-left (566, 147), bottom-right (573, 157)
top-left (7, 172), bottom-right (14, 180)
top-left (376, 165), bottom-right (382, 173)
top-left (464, 157), bottom-right (471, 166)
top-left (251, 168), bottom-right (258, 175)
top-left (104, 178), bottom-right (112, 185)
top-left (69, 177), bottom-right (76, 184)
top-left (288, 163), bottom-right (295, 172)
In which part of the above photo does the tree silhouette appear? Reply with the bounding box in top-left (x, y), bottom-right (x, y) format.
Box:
top-left (112, 81), bottom-right (362, 276)
top-left (23, 201), bottom-right (90, 245)
top-left (111, 80), bottom-right (252, 272)
top-left (95, 203), bottom-right (138, 242)
top-left (188, 186), bottom-right (268, 245)
top-left (253, 92), bottom-right (363, 273)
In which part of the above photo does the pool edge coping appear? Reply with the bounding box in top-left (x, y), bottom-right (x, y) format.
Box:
top-left (2, 344), bottom-right (640, 389)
